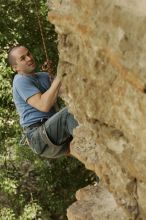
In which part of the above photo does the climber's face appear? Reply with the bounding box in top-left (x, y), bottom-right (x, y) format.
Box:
top-left (11, 46), bottom-right (36, 74)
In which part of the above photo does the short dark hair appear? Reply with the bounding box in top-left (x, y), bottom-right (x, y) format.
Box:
top-left (7, 44), bottom-right (23, 66)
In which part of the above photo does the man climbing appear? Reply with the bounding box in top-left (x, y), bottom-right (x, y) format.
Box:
top-left (8, 45), bottom-right (78, 158)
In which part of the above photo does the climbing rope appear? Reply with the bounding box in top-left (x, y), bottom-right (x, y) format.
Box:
top-left (33, 0), bottom-right (48, 61)
top-left (33, 0), bottom-right (55, 75)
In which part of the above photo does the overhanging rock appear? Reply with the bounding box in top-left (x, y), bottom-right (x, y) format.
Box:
top-left (47, 0), bottom-right (146, 219)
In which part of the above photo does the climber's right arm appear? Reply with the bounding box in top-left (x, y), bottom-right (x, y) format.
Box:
top-left (27, 76), bottom-right (61, 112)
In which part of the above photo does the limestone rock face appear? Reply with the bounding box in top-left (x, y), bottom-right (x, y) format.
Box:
top-left (47, 0), bottom-right (146, 219)
top-left (67, 184), bottom-right (128, 220)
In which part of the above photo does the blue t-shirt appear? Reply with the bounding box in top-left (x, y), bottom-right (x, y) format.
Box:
top-left (13, 72), bottom-right (56, 127)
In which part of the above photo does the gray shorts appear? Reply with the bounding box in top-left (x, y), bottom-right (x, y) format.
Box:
top-left (25, 108), bottom-right (78, 158)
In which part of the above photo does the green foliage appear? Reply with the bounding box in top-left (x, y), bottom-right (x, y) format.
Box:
top-left (0, 175), bottom-right (18, 195)
top-left (19, 202), bottom-right (42, 220)
top-left (0, 1), bottom-right (97, 219)
top-left (0, 208), bottom-right (16, 220)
